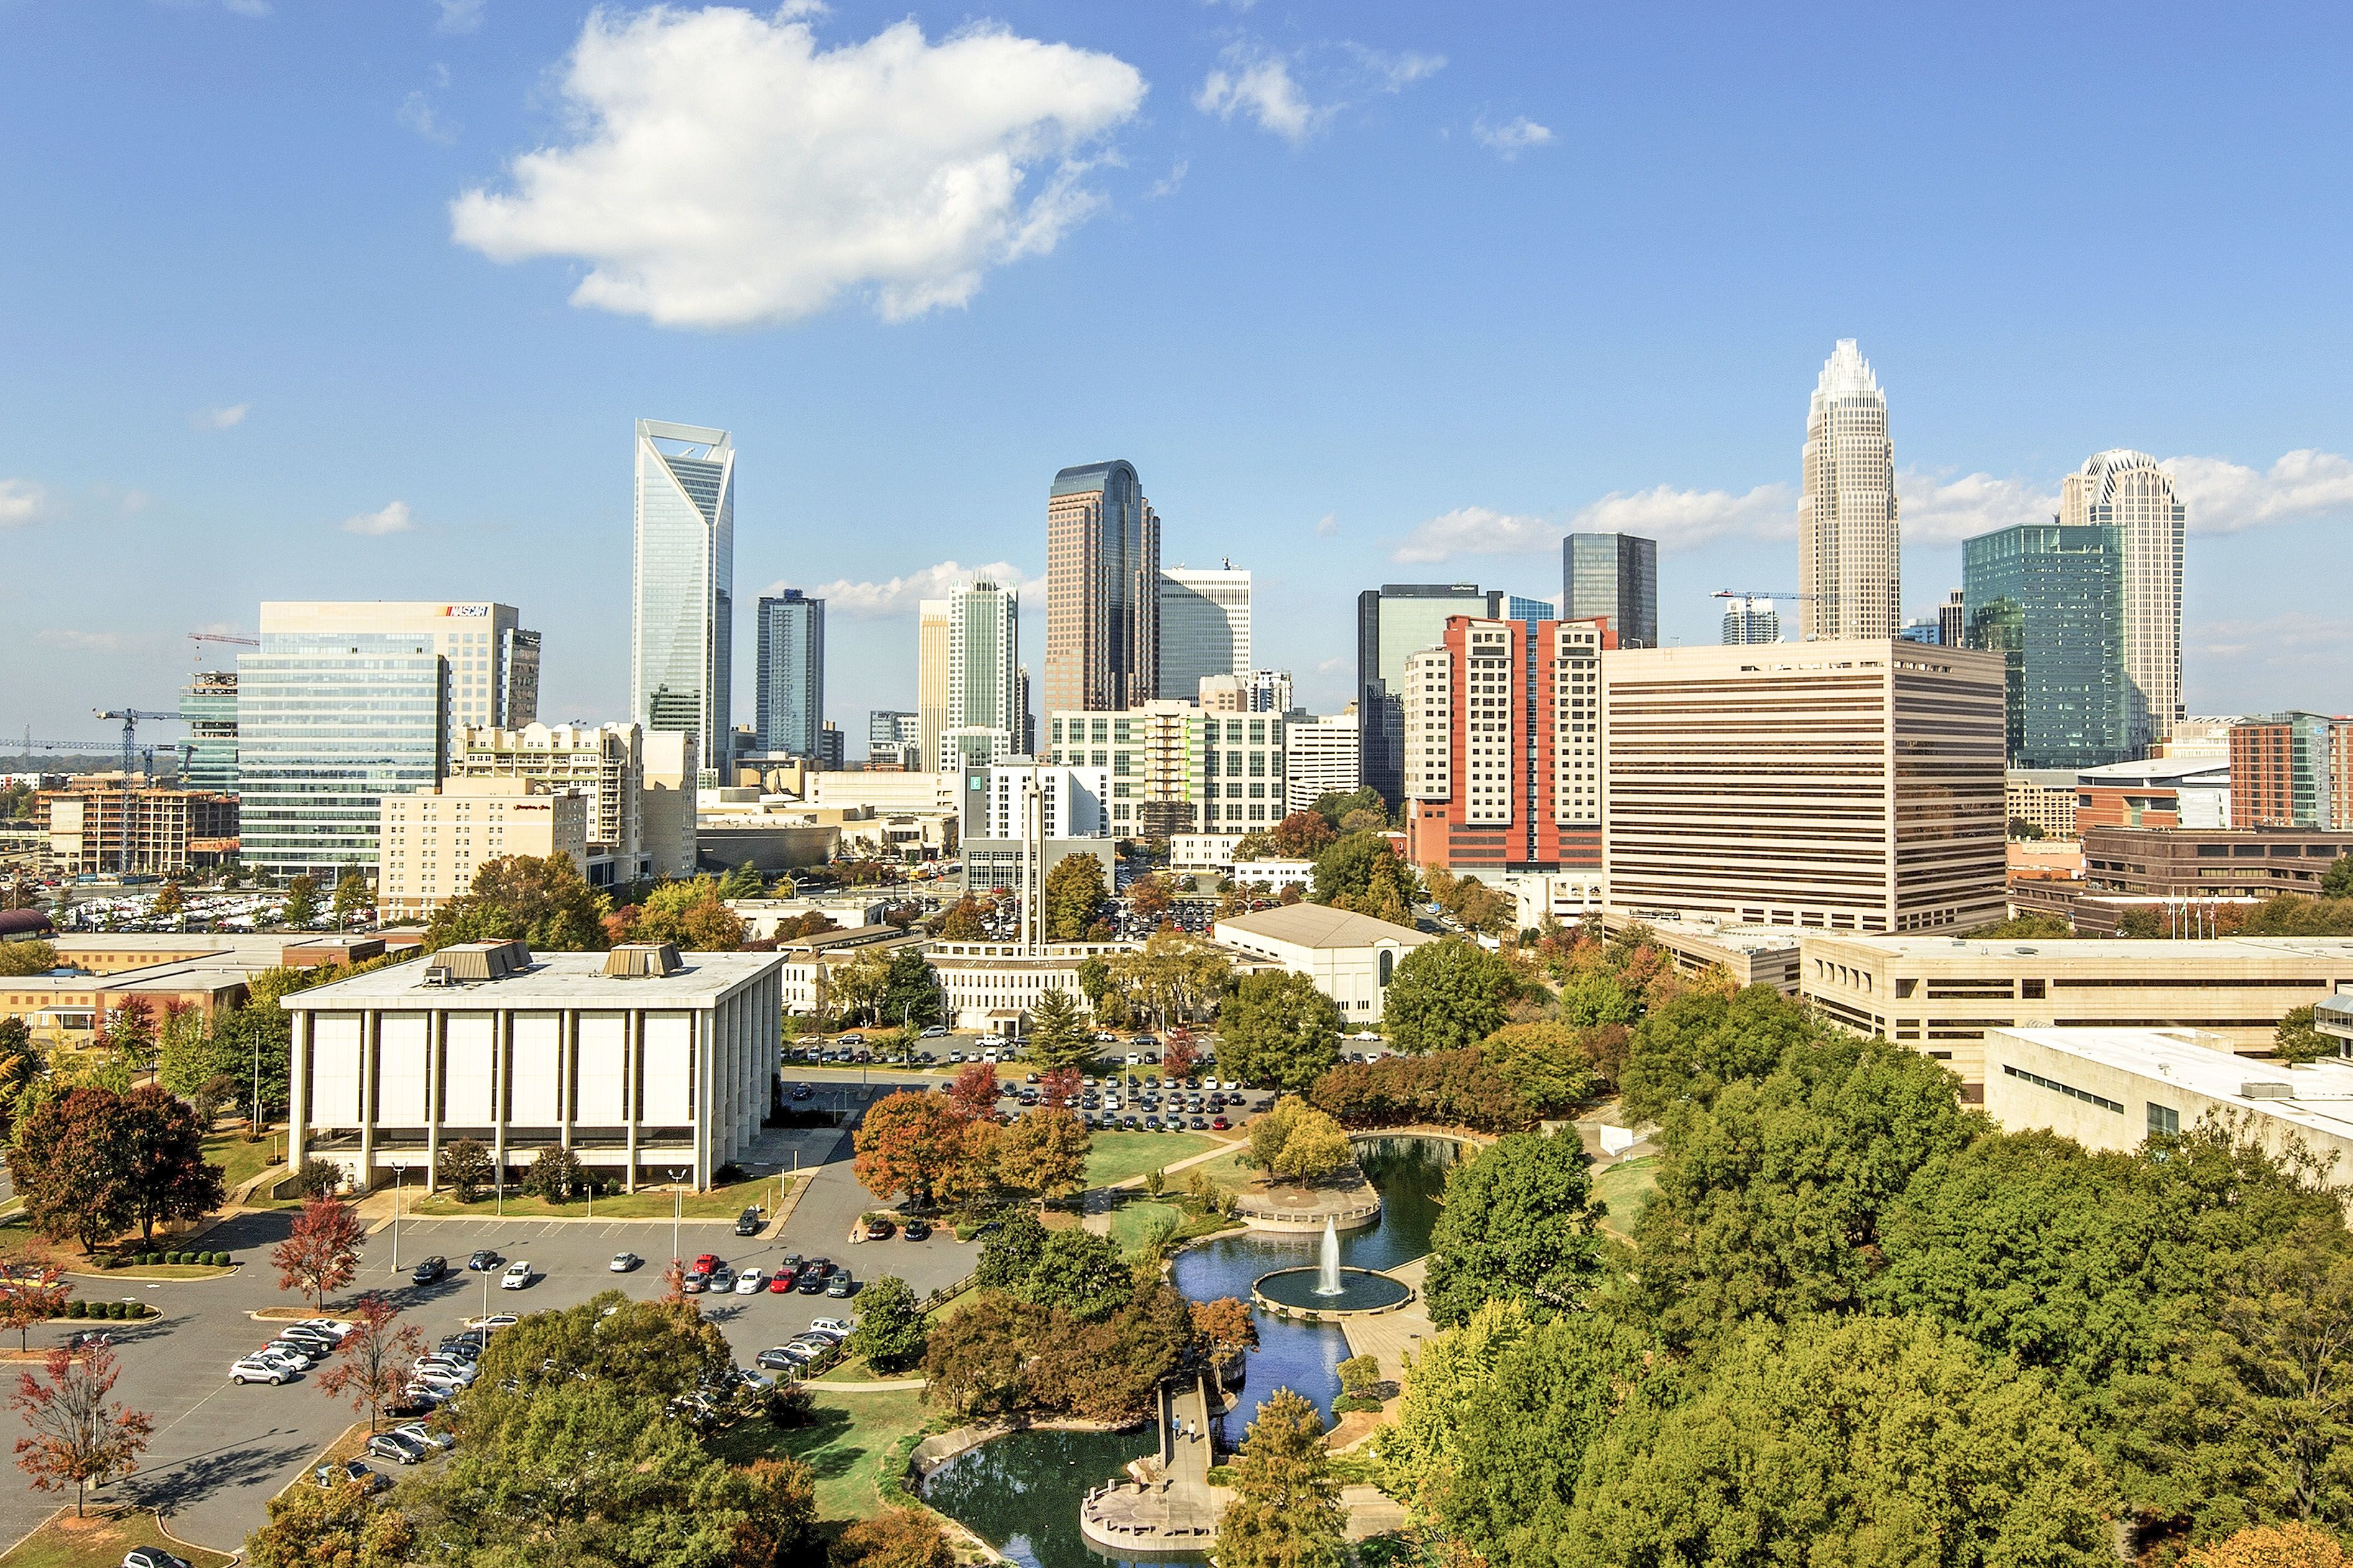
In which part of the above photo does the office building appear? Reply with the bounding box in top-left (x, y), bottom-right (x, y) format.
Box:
top-left (1159, 563), bottom-right (1251, 703)
top-left (2231, 713), bottom-right (2353, 829)
top-left (752, 590), bottom-right (824, 760)
top-left (2155, 718), bottom-right (2236, 762)
top-left (1403, 615), bottom-right (1610, 874)
top-left (1939, 589), bottom-right (1965, 651)
top-left (1601, 642), bottom-right (2006, 932)
top-left (449, 722), bottom-right (657, 886)
top-left (2079, 825), bottom-right (2353, 900)
top-left (928, 936), bottom-right (1134, 1035)
top-left (1357, 583), bottom-right (1499, 806)
top-left (283, 943), bottom-right (783, 1193)
top-left (1898, 618), bottom-right (1942, 645)
top-left (1720, 596), bottom-right (1781, 645)
top-left (1200, 670), bottom-right (1295, 715)
top-left (2005, 770), bottom-right (2078, 839)
top-left (1562, 533), bottom-right (1657, 648)
top-left (917, 599), bottom-right (952, 773)
top-left (237, 601), bottom-right (537, 882)
top-left (37, 780), bottom-right (238, 878)
top-left (940, 578), bottom-right (1022, 772)
top-left (1798, 339), bottom-right (1900, 642)
top-left (2075, 756), bottom-right (2231, 831)
top-left (816, 721), bottom-right (844, 772)
top-left (1962, 522), bottom-right (2130, 769)
top-left (955, 763), bottom-right (1118, 921)
top-left (180, 671), bottom-right (239, 794)
top-left (640, 731), bottom-right (699, 879)
top-left (2061, 450), bottom-right (2186, 754)
top-left (1044, 461), bottom-right (1158, 717)
top-left (868, 711), bottom-right (920, 769)
top-left (1211, 904), bottom-right (1432, 1022)
top-left (377, 777), bottom-right (591, 919)
top-left (1046, 704), bottom-right (1287, 837)
top-left (632, 420), bottom-right (734, 783)
top-left (1283, 710), bottom-right (1361, 814)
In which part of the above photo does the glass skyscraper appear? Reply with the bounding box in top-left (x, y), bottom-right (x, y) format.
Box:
top-left (2061, 450), bottom-right (2186, 755)
top-left (753, 590), bottom-right (825, 759)
top-left (946, 578), bottom-right (1021, 769)
top-left (1044, 460), bottom-right (1158, 716)
top-left (1157, 564), bottom-right (1251, 704)
top-left (1356, 583), bottom-right (1495, 806)
top-left (1562, 533), bottom-right (1657, 648)
top-left (179, 670), bottom-right (239, 793)
top-left (1962, 523), bottom-right (2130, 769)
top-left (632, 420), bottom-right (734, 784)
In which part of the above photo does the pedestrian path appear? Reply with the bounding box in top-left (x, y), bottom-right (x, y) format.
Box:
top-left (1079, 1375), bottom-right (1219, 1550)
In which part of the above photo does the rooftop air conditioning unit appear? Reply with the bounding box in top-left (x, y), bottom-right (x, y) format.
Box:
top-left (604, 943), bottom-right (683, 979)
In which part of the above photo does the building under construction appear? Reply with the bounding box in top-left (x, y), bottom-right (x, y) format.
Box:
top-left (36, 775), bottom-right (238, 877)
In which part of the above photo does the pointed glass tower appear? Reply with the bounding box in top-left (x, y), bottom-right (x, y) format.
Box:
top-left (1799, 340), bottom-right (1900, 642)
top-left (632, 419), bottom-right (734, 784)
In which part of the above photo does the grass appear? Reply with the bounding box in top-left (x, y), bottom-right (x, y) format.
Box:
top-left (65, 1263), bottom-right (225, 1281)
top-left (1591, 1155), bottom-right (1657, 1244)
top-left (0, 1509), bottom-right (235, 1568)
top-left (202, 1128), bottom-right (280, 1195)
top-left (1186, 1148), bottom-right (1263, 1197)
top-left (719, 1389), bottom-right (932, 1520)
top-left (407, 1174), bottom-right (793, 1222)
top-left (1107, 1201), bottom-right (1182, 1256)
top-left (1082, 1131), bottom-right (1218, 1190)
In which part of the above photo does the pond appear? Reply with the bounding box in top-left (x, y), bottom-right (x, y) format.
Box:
top-left (922, 1135), bottom-right (1459, 1566)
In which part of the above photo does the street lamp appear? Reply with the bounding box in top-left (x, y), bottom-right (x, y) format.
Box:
top-left (668, 1167), bottom-right (689, 1271)
top-left (389, 1167), bottom-right (405, 1272)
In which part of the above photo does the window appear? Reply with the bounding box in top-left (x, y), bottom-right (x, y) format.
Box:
top-left (1378, 949), bottom-right (1394, 986)
top-left (2147, 1102), bottom-right (2179, 1137)
top-left (2021, 979), bottom-right (2046, 1000)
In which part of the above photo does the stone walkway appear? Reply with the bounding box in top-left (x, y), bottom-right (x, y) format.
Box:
top-left (1337, 1255), bottom-right (1432, 1383)
top-left (1079, 1377), bottom-right (1218, 1551)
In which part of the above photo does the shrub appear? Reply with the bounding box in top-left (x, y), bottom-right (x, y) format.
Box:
top-left (65, 1299), bottom-right (85, 1318)
top-left (103, 1301), bottom-right (122, 1319)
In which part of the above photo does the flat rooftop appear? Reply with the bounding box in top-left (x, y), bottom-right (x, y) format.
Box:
top-left (280, 950), bottom-right (782, 1010)
top-left (1215, 905), bottom-right (1430, 949)
top-left (1995, 1026), bottom-right (2353, 1142)
top-left (1805, 935), bottom-right (2353, 964)
top-left (1609, 915), bottom-right (1801, 956)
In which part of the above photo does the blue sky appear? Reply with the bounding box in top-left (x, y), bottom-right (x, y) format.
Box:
top-left (5, 0), bottom-right (2351, 752)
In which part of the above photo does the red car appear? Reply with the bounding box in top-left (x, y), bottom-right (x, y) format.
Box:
top-left (767, 1271), bottom-right (794, 1293)
top-left (692, 1253), bottom-right (720, 1275)
top-left (1210, 1116), bottom-right (1230, 1131)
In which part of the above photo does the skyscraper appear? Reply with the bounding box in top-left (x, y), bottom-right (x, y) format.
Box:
top-left (2061, 450), bottom-right (2186, 755)
top-left (1720, 596), bottom-right (1781, 645)
top-left (632, 419), bottom-right (734, 783)
top-left (1798, 341), bottom-right (1900, 642)
top-left (944, 578), bottom-right (1022, 769)
top-left (1158, 563), bottom-right (1251, 702)
top-left (753, 589), bottom-right (825, 759)
top-left (1044, 461), bottom-right (1159, 716)
top-left (1562, 533), bottom-right (1658, 648)
top-left (1961, 523), bottom-right (2130, 769)
top-left (917, 599), bottom-right (951, 772)
top-left (1356, 583), bottom-right (1499, 807)
top-left (1939, 589), bottom-right (1965, 651)
top-left (179, 670), bottom-right (238, 793)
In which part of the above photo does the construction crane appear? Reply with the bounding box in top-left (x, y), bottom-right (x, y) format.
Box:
top-left (186, 632), bottom-right (258, 661)
top-left (13, 732), bottom-right (183, 880)
top-left (94, 710), bottom-right (185, 877)
top-left (1710, 589), bottom-right (1819, 601)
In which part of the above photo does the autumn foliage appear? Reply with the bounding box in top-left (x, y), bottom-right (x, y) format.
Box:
top-left (273, 1194), bottom-right (365, 1310)
top-left (7, 1343), bottom-right (153, 1516)
top-left (316, 1293), bottom-right (427, 1432)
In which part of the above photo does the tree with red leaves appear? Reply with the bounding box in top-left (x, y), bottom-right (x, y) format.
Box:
top-left (947, 1061), bottom-right (999, 1122)
top-left (8, 1343), bottom-right (153, 1516)
top-left (316, 1293), bottom-right (426, 1433)
top-left (121, 1083), bottom-right (225, 1246)
top-left (0, 1270), bottom-right (70, 1352)
top-left (852, 1091), bottom-right (974, 1210)
top-left (272, 1194), bottom-right (364, 1311)
top-left (1163, 1033), bottom-right (1198, 1082)
top-left (1039, 1068), bottom-right (1082, 1109)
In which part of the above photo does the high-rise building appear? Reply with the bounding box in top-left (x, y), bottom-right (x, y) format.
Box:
top-left (753, 589), bottom-right (825, 759)
top-left (1402, 616), bottom-right (1611, 874)
top-left (632, 419), bottom-right (734, 784)
top-left (448, 721), bottom-right (656, 886)
top-left (1044, 461), bottom-right (1159, 717)
top-left (1356, 583), bottom-right (1498, 806)
top-left (2230, 713), bottom-right (2353, 830)
top-left (1283, 709), bottom-right (1361, 814)
top-left (179, 671), bottom-right (239, 794)
top-left (1200, 670), bottom-right (1296, 715)
top-left (1158, 563), bottom-right (1251, 703)
top-left (1601, 641), bottom-right (2007, 932)
top-left (1961, 523), bottom-right (2130, 770)
top-left (35, 780), bottom-right (237, 878)
top-left (816, 720), bottom-right (844, 772)
top-left (238, 601), bottom-right (538, 882)
top-left (1720, 596), bottom-right (1782, 645)
top-left (1799, 340), bottom-right (1900, 642)
top-left (1939, 589), bottom-right (1965, 650)
top-left (378, 777), bottom-right (591, 919)
top-left (2061, 450), bottom-right (2186, 754)
top-left (867, 711), bottom-right (920, 768)
top-left (1562, 533), bottom-right (1657, 648)
top-left (917, 599), bottom-right (951, 773)
top-left (1045, 703), bottom-right (1286, 838)
top-left (942, 578), bottom-right (1022, 771)
top-left (1897, 618), bottom-right (1942, 645)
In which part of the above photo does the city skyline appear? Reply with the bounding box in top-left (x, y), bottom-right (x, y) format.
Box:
top-left (6, 3), bottom-right (2352, 744)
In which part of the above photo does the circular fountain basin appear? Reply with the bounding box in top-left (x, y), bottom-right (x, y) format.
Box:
top-left (1251, 1265), bottom-right (1412, 1316)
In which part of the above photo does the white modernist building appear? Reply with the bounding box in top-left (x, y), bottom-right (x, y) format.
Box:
top-left (1210, 903), bottom-right (1433, 1022)
top-left (633, 420), bottom-right (735, 785)
top-left (926, 938), bottom-right (1133, 1036)
top-left (1799, 340), bottom-right (1900, 642)
top-left (282, 943), bottom-right (781, 1194)
top-left (1282, 710), bottom-right (1362, 815)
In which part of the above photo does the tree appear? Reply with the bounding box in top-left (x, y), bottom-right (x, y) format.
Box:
top-left (1191, 1296), bottom-right (1258, 1354)
top-left (1312, 786), bottom-right (1384, 828)
top-left (1423, 1131), bottom-right (1605, 1329)
top-left (0, 941), bottom-right (58, 978)
top-left (273, 1194), bottom-right (364, 1310)
top-left (1377, 1298), bottom-right (1536, 1521)
top-left (1218, 971), bottom-right (1342, 1092)
top-left (330, 869), bottom-right (372, 922)
top-left (0, 1270), bottom-right (68, 1352)
top-left (2189, 1523), bottom-right (2351, 1568)
top-left (1565, 1317), bottom-right (2111, 1568)
top-left (1383, 939), bottom-right (1518, 1054)
top-left (425, 852), bottom-right (608, 952)
top-left (922, 1293), bottom-right (1031, 1417)
top-left (845, 1275), bottom-right (929, 1372)
top-left (435, 1137), bottom-right (494, 1201)
top-left (832, 1508), bottom-right (954, 1568)
top-left (1018, 1229), bottom-right (1135, 1322)
top-left (631, 876), bottom-right (748, 951)
top-left (290, 1157), bottom-right (344, 1199)
top-left (280, 874), bottom-right (320, 926)
top-left (1313, 1050), bottom-right (1534, 1134)
top-left (1216, 1388), bottom-right (1346, 1568)
top-left (717, 861), bottom-right (764, 900)
top-left (9, 1087), bottom-right (139, 1253)
top-left (1246, 1097), bottom-right (1353, 1183)
top-left (1043, 854), bottom-right (1107, 941)
top-left (1162, 1032), bottom-right (1198, 1081)
top-left (877, 948), bottom-right (941, 1030)
top-left (119, 1082), bottom-right (226, 1243)
top-left (151, 881), bottom-right (185, 917)
top-left (523, 1142), bottom-right (587, 1201)
top-left (100, 995), bottom-right (158, 1072)
top-left (2326, 856), bottom-right (2353, 898)
top-left (947, 1061), bottom-right (999, 1122)
top-left (482, 1293), bottom-right (732, 1404)
top-left (1108, 930), bottom-right (1233, 1031)
top-left (1310, 831), bottom-right (1397, 907)
top-left (1130, 874), bottom-right (1174, 923)
top-left (316, 1293), bottom-right (427, 1432)
top-left (1618, 984), bottom-right (1820, 1127)
top-left (1476, 1023), bottom-right (1600, 1115)
top-left (937, 895), bottom-right (987, 940)
top-left (1268, 810), bottom-right (1338, 860)
top-left (988, 1107), bottom-right (1090, 1199)
top-left (853, 1091), bottom-right (974, 1209)
top-left (1024, 987), bottom-right (1095, 1072)
top-left (833, 949), bottom-right (890, 1023)
top-left (2277, 1005), bottom-right (2336, 1064)
top-left (155, 999), bottom-right (225, 1103)
top-left (247, 1476), bottom-right (416, 1568)
top-left (7, 1344), bottom-right (153, 1516)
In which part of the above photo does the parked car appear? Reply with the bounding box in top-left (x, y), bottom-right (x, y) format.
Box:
top-left (499, 1260), bottom-right (535, 1290)
top-left (369, 1431), bottom-right (430, 1465)
top-left (790, 1082), bottom-right (813, 1100)
top-left (765, 1270), bottom-right (794, 1294)
top-left (121, 1549), bottom-right (193, 1568)
top-left (919, 1025), bottom-right (947, 1038)
top-left (809, 1316), bottom-right (857, 1337)
top-left (229, 1357), bottom-right (292, 1385)
top-left (467, 1249), bottom-right (502, 1272)
top-left (735, 1207), bottom-right (764, 1237)
top-left (466, 1314), bottom-right (519, 1332)
top-left (863, 1217), bottom-right (892, 1240)
top-left (394, 1421), bottom-right (455, 1452)
top-left (410, 1255), bottom-right (448, 1285)
top-left (683, 1270), bottom-right (711, 1294)
top-left (826, 1270), bottom-right (855, 1298)
top-left (755, 1345), bottom-right (814, 1371)
top-left (316, 1459), bottom-right (390, 1494)
top-left (709, 1268), bottom-right (737, 1293)
top-left (610, 1252), bottom-right (642, 1273)
top-left (1211, 1116), bottom-right (1230, 1131)
top-left (902, 1219), bottom-right (931, 1241)
top-left (735, 1268), bottom-right (765, 1294)
top-left (693, 1253), bottom-right (722, 1275)
top-left (412, 1357), bottom-right (477, 1385)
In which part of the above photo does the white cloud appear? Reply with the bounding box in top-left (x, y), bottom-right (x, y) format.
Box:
top-left (1391, 506), bottom-right (1553, 563)
top-left (400, 89), bottom-right (457, 144)
top-left (1345, 44), bottom-right (1445, 91)
top-left (767, 560), bottom-right (1040, 617)
top-left (1195, 47), bottom-right (1326, 143)
top-left (342, 500), bottom-right (415, 537)
top-left (452, 11), bottom-right (1146, 328)
top-left (1147, 159), bottom-right (1189, 200)
top-left (1393, 483), bottom-right (1798, 564)
top-left (434, 0), bottom-right (483, 34)
top-left (1315, 512), bottom-right (1339, 538)
top-left (2166, 450), bottom-right (2353, 536)
top-left (1473, 115), bottom-right (1553, 159)
top-left (1895, 468), bottom-right (2055, 546)
top-left (0, 480), bottom-right (48, 529)
top-left (190, 402), bottom-right (249, 430)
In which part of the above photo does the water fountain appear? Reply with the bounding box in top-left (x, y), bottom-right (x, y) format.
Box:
top-left (1314, 1216), bottom-right (1343, 1296)
top-left (1253, 1211), bottom-right (1410, 1314)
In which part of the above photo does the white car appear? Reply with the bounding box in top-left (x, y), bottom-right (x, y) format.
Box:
top-left (410, 1368), bottom-right (468, 1393)
top-left (293, 1319), bottom-right (354, 1340)
top-left (258, 1349), bottom-right (318, 1374)
top-left (808, 1316), bottom-right (857, 1338)
top-left (466, 1314), bottom-right (518, 1331)
top-left (499, 1261), bottom-right (534, 1290)
top-left (230, 1357), bottom-right (292, 1385)
top-left (394, 1421), bottom-right (454, 1452)
top-left (412, 1357), bottom-right (477, 1385)
top-left (735, 1269), bottom-right (765, 1294)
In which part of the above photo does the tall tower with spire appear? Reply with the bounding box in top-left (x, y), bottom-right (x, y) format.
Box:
top-left (632, 419), bottom-right (735, 784)
top-left (1798, 341), bottom-right (1900, 642)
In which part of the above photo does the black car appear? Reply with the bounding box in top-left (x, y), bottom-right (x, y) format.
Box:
top-left (735, 1207), bottom-right (764, 1237)
top-left (903, 1219), bottom-right (931, 1241)
top-left (796, 1266), bottom-right (827, 1294)
top-left (410, 1255), bottom-right (448, 1285)
top-left (467, 1249), bottom-right (501, 1272)
top-left (790, 1082), bottom-right (813, 1101)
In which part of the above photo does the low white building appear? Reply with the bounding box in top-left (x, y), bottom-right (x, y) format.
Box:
top-left (1225, 854), bottom-right (1318, 888)
top-left (1210, 904), bottom-right (1432, 1022)
top-left (927, 938), bottom-right (1135, 1035)
top-left (1283, 710), bottom-right (1360, 815)
top-left (282, 941), bottom-right (781, 1194)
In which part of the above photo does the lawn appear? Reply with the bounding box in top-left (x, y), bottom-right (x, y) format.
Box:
top-left (201, 1128), bottom-right (280, 1195)
top-left (0, 1510), bottom-right (234, 1568)
top-left (721, 1389), bottom-right (932, 1520)
top-left (1107, 1200), bottom-right (1182, 1256)
top-left (1082, 1131), bottom-right (1219, 1190)
top-left (1592, 1155), bottom-right (1657, 1243)
top-left (1186, 1148), bottom-right (1262, 1197)
top-left (407, 1174), bottom-right (793, 1222)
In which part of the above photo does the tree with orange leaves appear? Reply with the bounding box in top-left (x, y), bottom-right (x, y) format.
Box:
top-left (316, 1293), bottom-right (426, 1433)
top-left (272, 1194), bottom-right (364, 1311)
top-left (7, 1342), bottom-right (152, 1516)
top-left (0, 1269), bottom-right (70, 1352)
top-left (2188, 1523), bottom-right (2350, 1568)
top-left (852, 1091), bottom-right (973, 1210)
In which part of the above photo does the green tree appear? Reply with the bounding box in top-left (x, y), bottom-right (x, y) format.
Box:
top-left (280, 874), bottom-right (319, 926)
top-left (717, 861), bottom-right (764, 899)
top-left (481, 1292), bottom-right (732, 1404)
top-left (1382, 939), bottom-right (1517, 1054)
top-left (435, 1137), bottom-right (494, 1201)
top-left (1310, 831), bottom-right (1396, 907)
top-left (845, 1275), bottom-right (930, 1372)
top-left (156, 1001), bottom-right (229, 1102)
top-left (1557, 970), bottom-right (1636, 1029)
top-left (2325, 855), bottom-right (2353, 898)
top-left (1108, 929), bottom-right (1232, 1030)
top-left (1618, 984), bottom-right (1818, 1126)
top-left (99, 995), bottom-right (159, 1072)
top-left (1017, 1229), bottom-right (1134, 1323)
top-left (1376, 1298), bottom-right (1536, 1521)
top-left (833, 949), bottom-right (889, 1023)
top-left (1424, 1130), bottom-right (1605, 1329)
top-left (1565, 1316), bottom-right (2112, 1568)
top-left (1023, 987), bottom-right (1095, 1072)
top-left (0, 941), bottom-right (58, 977)
top-left (1311, 786), bottom-right (1384, 828)
top-left (878, 948), bottom-right (941, 1030)
top-left (2277, 1005), bottom-right (2335, 1064)
top-left (1043, 853), bottom-right (1108, 941)
top-left (1475, 1023), bottom-right (1600, 1115)
top-left (425, 852), bottom-right (609, 952)
top-left (246, 1473), bottom-right (415, 1568)
top-left (1217, 971), bottom-right (1342, 1093)
top-left (973, 1206), bottom-right (1049, 1293)
top-left (329, 869), bottom-right (372, 922)
top-left (1245, 1097), bottom-right (1353, 1183)
top-left (1216, 1388), bottom-right (1347, 1568)
top-left (522, 1142), bottom-right (586, 1201)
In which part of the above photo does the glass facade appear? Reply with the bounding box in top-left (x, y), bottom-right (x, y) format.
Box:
top-left (1156, 566), bottom-right (1250, 702)
top-left (1963, 523), bottom-right (2129, 770)
top-left (237, 635), bottom-right (445, 881)
top-left (632, 421), bottom-right (734, 783)
top-left (753, 591), bottom-right (825, 757)
top-left (180, 671), bottom-right (239, 793)
top-left (1563, 533), bottom-right (1658, 649)
top-left (1357, 584), bottom-right (1493, 806)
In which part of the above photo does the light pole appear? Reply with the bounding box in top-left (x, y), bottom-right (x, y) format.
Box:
top-left (668, 1168), bottom-right (689, 1270)
top-left (390, 1168), bottom-right (404, 1271)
